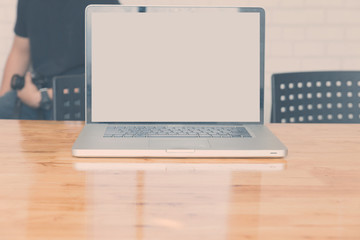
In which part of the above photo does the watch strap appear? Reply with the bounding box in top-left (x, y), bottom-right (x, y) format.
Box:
top-left (39, 88), bottom-right (52, 111)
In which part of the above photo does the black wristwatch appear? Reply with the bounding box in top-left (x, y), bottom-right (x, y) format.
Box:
top-left (39, 88), bottom-right (52, 111)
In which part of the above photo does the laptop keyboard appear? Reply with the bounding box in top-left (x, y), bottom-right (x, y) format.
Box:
top-left (104, 126), bottom-right (252, 138)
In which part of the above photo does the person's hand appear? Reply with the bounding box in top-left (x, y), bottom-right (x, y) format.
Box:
top-left (17, 72), bottom-right (41, 108)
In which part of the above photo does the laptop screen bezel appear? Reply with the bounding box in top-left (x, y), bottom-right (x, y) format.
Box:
top-left (85, 6), bottom-right (265, 125)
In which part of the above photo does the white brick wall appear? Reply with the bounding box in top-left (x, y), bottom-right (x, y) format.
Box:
top-left (1, 0), bottom-right (359, 122)
top-left (0, 0), bottom-right (17, 81)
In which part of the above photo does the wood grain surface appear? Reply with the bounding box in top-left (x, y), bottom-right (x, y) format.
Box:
top-left (0, 120), bottom-right (359, 240)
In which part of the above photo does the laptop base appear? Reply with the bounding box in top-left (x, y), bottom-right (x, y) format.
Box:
top-left (72, 124), bottom-right (287, 158)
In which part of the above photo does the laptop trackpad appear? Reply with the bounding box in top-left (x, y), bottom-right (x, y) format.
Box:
top-left (149, 139), bottom-right (210, 149)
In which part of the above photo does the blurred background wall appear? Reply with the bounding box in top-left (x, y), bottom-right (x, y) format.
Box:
top-left (0, 0), bottom-right (16, 80)
top-left (1, 0), bottom-right (359, 122)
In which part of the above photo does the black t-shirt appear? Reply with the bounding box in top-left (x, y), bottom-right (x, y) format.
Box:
top-left (14, 0), bottom-right (119, 77)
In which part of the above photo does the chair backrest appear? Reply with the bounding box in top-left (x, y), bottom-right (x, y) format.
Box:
top-left (271, 71), bottom-right (360, 123)
top-left (52, 74), bottom-right (85, 121)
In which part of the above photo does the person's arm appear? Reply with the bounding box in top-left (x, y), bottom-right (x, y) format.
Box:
top-left (0, 35), bottom-right (30, 97)
top-left (16, 72), bottom-right (53, 109)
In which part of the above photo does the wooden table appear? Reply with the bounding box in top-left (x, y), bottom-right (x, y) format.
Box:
top-left (0, 120), bottom-right (359, 240)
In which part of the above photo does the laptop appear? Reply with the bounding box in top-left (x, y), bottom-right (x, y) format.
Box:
top-left (72, 5), bottom-right (288, 158)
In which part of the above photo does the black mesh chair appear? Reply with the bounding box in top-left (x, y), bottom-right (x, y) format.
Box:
top-left (271, 71), bottom-right (360, 123)
top-left (52, 74), bottom-right (85, 121)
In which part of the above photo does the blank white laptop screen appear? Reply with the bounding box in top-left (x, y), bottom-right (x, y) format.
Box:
top-left (91, 8), bottom-right (260, 122)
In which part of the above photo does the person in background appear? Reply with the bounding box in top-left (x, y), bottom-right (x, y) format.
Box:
top-left (0, 0), bottom-right (119, 120)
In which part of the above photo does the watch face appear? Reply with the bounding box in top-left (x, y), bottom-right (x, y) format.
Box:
top-left (11, 75), bottom-right (25, 90)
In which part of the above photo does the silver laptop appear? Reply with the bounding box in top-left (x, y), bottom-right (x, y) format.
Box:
top-left (72, 5), bottom-right (287, 158)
